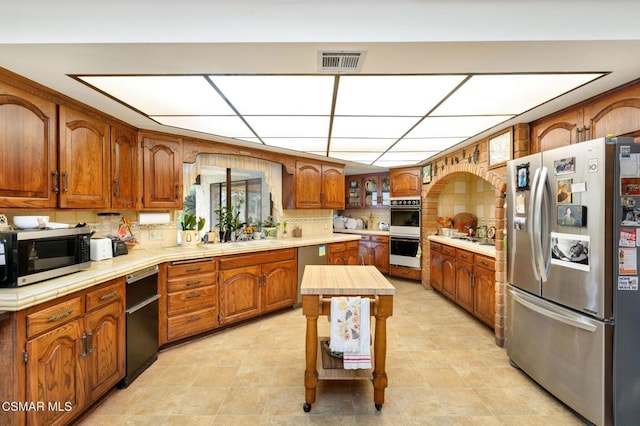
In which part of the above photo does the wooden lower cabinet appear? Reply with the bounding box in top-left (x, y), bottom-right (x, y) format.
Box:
top-left (219, 248), bottom-right (297, 325)
top-left (430, 241), bottom-right (495, 329)
top-left (164, 258), bottom-right (218, 343)
top-left (22, 278), bottom-right (125, 426)
top-left (328, 241), bottom-right (360, 265)
top-left (359, 235), bottom-right (389, 274)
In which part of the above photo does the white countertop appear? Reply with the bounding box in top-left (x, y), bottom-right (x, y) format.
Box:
top-left (428, 235), bottom-right (497, 258)
top-left (0, 234), bottom-right (361, 312)
top-left (333, 229), bottom-right (390, 236)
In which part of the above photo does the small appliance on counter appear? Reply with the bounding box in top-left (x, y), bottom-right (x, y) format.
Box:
top-left (111, 237), bottom-right (128, 257)
top-left (90, 237), bottom-right (113, 261)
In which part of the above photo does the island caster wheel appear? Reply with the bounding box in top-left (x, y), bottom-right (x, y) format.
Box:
top-left (303, 403), bottom-right (311, 412)
top-left (375, 403), bottom-right (382, 411)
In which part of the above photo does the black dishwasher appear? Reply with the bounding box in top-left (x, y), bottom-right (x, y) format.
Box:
top-left (117, 265), bottom-right (159, 388)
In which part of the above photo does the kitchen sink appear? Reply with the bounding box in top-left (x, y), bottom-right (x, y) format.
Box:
top-left (451, 236), bottom-right (495, 246)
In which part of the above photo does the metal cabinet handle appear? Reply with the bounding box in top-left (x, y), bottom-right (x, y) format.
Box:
top-left (87, 331), bottom-right (93, 354)
top-left (186, 267), bottom-right (202, 272)
top-left (52, 171), bottom-right (60, 193)
top-left (100, 291), bottom-right (118, 301)
top-left (63, 172), bottom-right (69, 193)
top-left (113, 179), bottom-right (120, 197)
top-left (81, 333), bottom-right (87, 358)
top-left (186, 292), bottom-right (202, 299)
top-left (186, 280), bottom-right (201, 286)
top-left (186, 315), bottom-right (202, 323)
top-left (48, 308), bottom-right (73, 322)
top-left (479, 260), bottom-right (489, 267)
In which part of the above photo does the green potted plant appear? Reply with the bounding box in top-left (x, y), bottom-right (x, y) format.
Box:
top-left (260, 215), bottom-right (280, 239)
top-left (215, 206), bottom-right (242, 241)
top-left (180, 213), bottom-right (205, 246)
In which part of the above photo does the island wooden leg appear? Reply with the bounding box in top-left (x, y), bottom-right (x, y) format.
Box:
top-left (302, 295), bottom-right (319, 412)
top-left (372, 295), bottom-right (393, 410)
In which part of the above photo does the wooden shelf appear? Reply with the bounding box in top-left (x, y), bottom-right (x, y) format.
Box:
top-left (317, 336), bottom-right (373, 380)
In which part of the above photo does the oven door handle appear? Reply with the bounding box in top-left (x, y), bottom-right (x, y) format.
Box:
top-left (0, 239), bottom-right (7, 282)
top-left (391, 237), bottom-right (420, 243)
top-left (126, 294), bottom-right (160, 314)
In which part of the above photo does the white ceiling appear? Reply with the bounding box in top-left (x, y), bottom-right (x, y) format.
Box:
top-left (2, 0), bottom-right (640, 174)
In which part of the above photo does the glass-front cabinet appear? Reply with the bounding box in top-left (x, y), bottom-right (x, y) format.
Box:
top-left (347, 177), bottom-right (362, 208)
top-left (345, 173), bottom-right (390, 208)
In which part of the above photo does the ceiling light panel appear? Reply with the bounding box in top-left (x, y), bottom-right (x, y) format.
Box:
top-left (209, 75), bottom-right (335, 115)
top-left (329, 138), bottom-right (397, 151)
top-left (406, 115), bottom-right (513, 138)
top-left (328, 151), bottom-right (383, 162)
top-left (335, 75), bottom-right (466, 116)
top-left (390, 137), bottom-right (467, 152)
top-left (151, 116), bottom-right (254, 138)
top-left (80, 76), bottom-right (233, 115)
top-left (332, 116), bottom-right (420, 138)
top-left (261, 137), bottom-right (329, 151)
top-left (433, 73), bottom-right (603, 115)
top-left (373, 159), bottom-right (422, 167)
top-left (244, 116), bottom-right (330, 137)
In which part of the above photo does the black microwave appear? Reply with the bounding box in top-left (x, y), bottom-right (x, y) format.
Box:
top-left (0, 227), bottom-right (92, 287)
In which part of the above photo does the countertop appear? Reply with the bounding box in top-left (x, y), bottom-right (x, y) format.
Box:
top-left (0, 234), bottom-right (362, 312)
top-left (428, 235), bottom-right (497, 258)
top-left (301, 265), bottom-right (396, 296)
top-left (333, 229), bottom-right (390, 236)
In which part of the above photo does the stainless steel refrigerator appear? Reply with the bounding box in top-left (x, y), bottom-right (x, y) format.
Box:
top-left (506, 137), bottom-right (640, 426)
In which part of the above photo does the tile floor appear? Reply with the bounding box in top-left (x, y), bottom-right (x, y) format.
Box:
top-left (77, 278), bottom-right (585, 425)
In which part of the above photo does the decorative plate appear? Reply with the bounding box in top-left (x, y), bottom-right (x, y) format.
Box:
top-left (487, 226), bottom-right (496, 239)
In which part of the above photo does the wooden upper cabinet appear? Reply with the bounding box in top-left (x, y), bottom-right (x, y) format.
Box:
top-left (59, 105), bottom-right (111, 208)
top-left (530, 108), bottom-right (585, 153)
top-left (141, 134), bottom-right (183, 209)
top-left (588, 87), bottom-right (640, 140)
top-left (0, 81), bottom-right (58, 208)
top-left (293, 161), bottom-right (345, 209)
top-left (389, 167), bottom-right (421, 197)
top-left (321, 164), bottom-right (345, 209)
top-left (110, 125), bottom-right (139, 209)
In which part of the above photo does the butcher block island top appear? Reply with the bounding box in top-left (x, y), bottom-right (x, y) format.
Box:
top-left (301, 265), bottom-right (395, 413)
top-left (300, 265), bottom-right (396, 296)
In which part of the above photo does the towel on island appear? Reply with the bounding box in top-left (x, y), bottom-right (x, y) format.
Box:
top-left (329, 296), bottom-right (371, 370)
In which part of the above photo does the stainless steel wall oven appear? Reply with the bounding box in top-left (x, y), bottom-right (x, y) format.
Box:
top-left (389, 197), bottom-right (421, 269)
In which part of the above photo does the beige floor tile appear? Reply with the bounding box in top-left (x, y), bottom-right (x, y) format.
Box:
top-left (77, 278), bottom-right (585, 425)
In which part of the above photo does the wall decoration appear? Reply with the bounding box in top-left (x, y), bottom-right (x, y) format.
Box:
top-left (557, 204), bottom-right (586, 227)
top-left (515, 163), bottom-right (530, 191)
top-left (557, 178), bottom-right (572, 203)
top-left (553, 157), bottom-right (575, 175)
top-left (422, 164), bottom-right (432, 184)
top-left (621, 178), bottom-right (640, 196)
top-left (488, 129), bottom-right (512, 168)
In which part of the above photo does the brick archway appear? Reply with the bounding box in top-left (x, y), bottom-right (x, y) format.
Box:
top-left (421, 162), bottom-right (508, 347)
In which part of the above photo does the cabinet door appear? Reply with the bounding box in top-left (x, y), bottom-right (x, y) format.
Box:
top-left (294, 161), bottom-right (322, 208)
top-left (84, 300), bottom-right (125, 402)
top-left (430, 251), bottom-right (443, 292)
top-left (111, 125), bottom-right (139, 209)
top-left (346, 177), bottom-right (363, 208)
top-left (58, 105), bottom-right (111, 208)
top-left (25, 319), bottom-right (85, 426)
top-left (219, 265), bottom-right (261, 324)
top-left (455, 259), bottom-right (474, 314)
top-left (142, 135), bottom-right (183, 209)
top-left (328, 242), bottom-right (346, 265)
top-left (474, 264), bottom-right (495, 328)
top-left (262, 259), bottom-right (296, 312)
top-left (359, 241), bottom-right (371, 265)
top-left (389, 167), bottom-right (421, 197)
top-left (441, 255), bottom-right (456, 300)
top-left (371, 237), bottom-right (389, 274)
top-left (321, 165), bottom-right (345, 209)
top-left (0, 82), bottom-right (58, 208)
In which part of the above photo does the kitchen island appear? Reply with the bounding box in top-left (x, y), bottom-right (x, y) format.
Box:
top-left (301, 265), bottom-right (395, 412)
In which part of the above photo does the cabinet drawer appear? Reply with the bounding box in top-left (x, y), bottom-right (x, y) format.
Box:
top-left (168, 259), bottom-right (216, 278)
top-left (167, 307), bottom-right (218, 341)
top-left (430, 242), bottom-right (442, 252)
top-left (328, 243), bottom-right (345, 254)
top-left (167, 286), bottom-right (217, 317)
top-left (27, 296), bottom-right (84, 338)
top-left (441, 245), bottom-right (456, 256)
top-left (389, 265), bottom-right (422, 281)
top-left (371, 235), bottom-right (389, 244)
top-left (456, 249), bottom-right (474, 262)
top-left (346, 240), bottom-right (360, 250)
top-left (358, 234), bottom-right (371, 241)
top-left (167, 273), bottom-right (216, 292)
top-left (86, 279), bottom-right (124, 311)
top-left (219, 248), bottom-right (296, 270)
top-left (475, 255), bottom-right (495, 270)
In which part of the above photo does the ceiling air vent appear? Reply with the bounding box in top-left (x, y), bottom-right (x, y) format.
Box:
top-left (318, 50), bottom-right (366, 73)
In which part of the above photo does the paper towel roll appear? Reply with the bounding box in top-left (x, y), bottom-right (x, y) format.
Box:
top-left (138, 212), bottom-right (171, 225)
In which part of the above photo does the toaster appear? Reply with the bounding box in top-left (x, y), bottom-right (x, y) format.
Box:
top-left (90, 237), bottom-right (113, 261)
top-left (111, 237), bottom-right (129, 257)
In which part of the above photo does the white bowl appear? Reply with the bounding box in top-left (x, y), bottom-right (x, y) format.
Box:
top-left (13, 216), bottom-right (49, 229)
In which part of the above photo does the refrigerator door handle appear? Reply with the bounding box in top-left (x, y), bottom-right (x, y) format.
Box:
top-left (538, 166), bottom-right (552, 282)
top-left (532, 166), bottom-right (550, 282)
top-left (511, 289), bottom-right (597, 332)
top-left (529, 167), bottom-right (542, 281)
